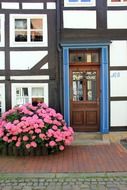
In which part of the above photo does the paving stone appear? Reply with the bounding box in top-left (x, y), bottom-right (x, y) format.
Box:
top-left (62, 185), bottom-right (72, 190)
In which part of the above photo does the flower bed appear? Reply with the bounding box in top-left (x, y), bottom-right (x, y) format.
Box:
top-left (0, 103), bottom-right (74, 156)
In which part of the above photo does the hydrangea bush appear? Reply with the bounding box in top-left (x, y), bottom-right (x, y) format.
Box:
top-left (0, 103), bottom-right (74, 155)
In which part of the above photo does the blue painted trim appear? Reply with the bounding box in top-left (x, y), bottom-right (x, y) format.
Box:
top-left (61, 42), bottom-right (111, 48)
top-left (100, 47), bottom-right (109, 134)
top-left (63, 48), bottom-right (70, 126)
top-left (62, 44), bottom-right (109, 133)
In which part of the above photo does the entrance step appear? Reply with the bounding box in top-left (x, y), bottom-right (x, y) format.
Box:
top-left (72, 132), bottom-right (110, 145)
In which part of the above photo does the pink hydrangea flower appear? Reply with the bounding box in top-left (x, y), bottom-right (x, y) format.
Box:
top-left (30, 141), bottom-right (37, 148)
top-left (16, 141), bottom-right (21, 147)
top-left (59, 145), bottom-right (65, 151)
top-left (23, 136), bottom-right (29, 141)
top-left (26, 144), bottom-right (31, 149)
top-left (49, 141), bottom-right (56, 147)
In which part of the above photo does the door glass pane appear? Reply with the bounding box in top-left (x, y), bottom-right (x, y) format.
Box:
top-left (72, 72), bottom-right (83, 101)
top-left (85, 71), bottom-right (97, 101)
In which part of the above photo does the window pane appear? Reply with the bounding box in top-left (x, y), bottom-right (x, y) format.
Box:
top-left (85, 71), bottom-right (96, 101)
top-left (111, 0), bottom-right (120, 1)
top-left (86, 53), bottom-right (91, 62)
top-left (69, 0), bottom-right (78, 2)
top-left (30, 31), bottom-right (43, 42)
top-left (81, 0), bottom-right (91, 2)
top-left (15, 19), bottom-right (27, 29)
top-left (91, 53), bottom-right (99, 63)
top-left (70, 52), bottom-right (87, 63)
top-left (32, 87), bottom-right (44, 96)
top-left (73, 72), bottom-right (83, 101)
top-left (15, 31), bottom-right (27, 41)
top-left (22, 88), bottom-right (28, 96)
top-left (32, 98), bottom-right (44, 104)
top-left (30, 19), bottom-right (43, 30)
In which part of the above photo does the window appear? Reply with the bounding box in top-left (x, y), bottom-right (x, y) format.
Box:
top-left (69, 50), bottom-right (100, 64)
top-left (108, 0), bottom-right (127, 6)
top-left (10, 14), bottom-right (48, 47)
top-left (12, 84), bottom-right (48, 107)
top-left (0, 15), bottom-right (4, 47)
top-left (0, 84), bottom-right (5, 116)
top-left (64, 0), bottom-right (95, 6)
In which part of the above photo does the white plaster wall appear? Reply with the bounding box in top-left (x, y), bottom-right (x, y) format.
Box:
top-left (10, 51), bottom-right (48, 70)
top-left (110, 71), bottom-right (127, 97)
top-left (0, 52), bottom-right (5, 70)
top-left (46, 2), bottom-right (56, 9)
top-left (0, 84), bottom-right (5, 114)
top-left (110, 41), bottom-right (127, 66)
top-left (63, 10), bottom-right (96, 29)
top-left (111, 101), bottom-right (127, 126)
top-left (2, 2), bottom-right (19, 9)
top-left (10, 76), bottom-right (49, 80)
top-left (107, 11), bottom-right (127, 29)
top-left (22, 3), bottom-right (44, 9)
top-left (40, 63), bottom-right (48, 69)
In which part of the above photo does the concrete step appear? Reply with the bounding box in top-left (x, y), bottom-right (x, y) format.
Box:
top-left (72, 132), bottom-right (110, 145)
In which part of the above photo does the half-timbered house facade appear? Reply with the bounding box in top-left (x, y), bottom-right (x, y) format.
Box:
top-left (0, 0), bottom-right (127, 134)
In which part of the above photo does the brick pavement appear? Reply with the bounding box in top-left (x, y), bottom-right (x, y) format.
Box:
top-left (0, 144), bottom-right (127, 173)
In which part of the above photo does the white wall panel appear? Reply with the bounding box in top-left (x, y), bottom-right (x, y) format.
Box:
top-left (0, 84), bottom-right (5, 114)
top-left (2, 3), bottom-right (19, 9)
top-left (0, 52), bottom-right (5, 70)
top-left (111, 101), bottom-right (127, 126)
top-left (107, 11), bottom-right (127, 29)
top-left (40, 63), bottom-right (48, 69)
top-left (46, 2), bottom-right (56, 9)
top-left (63, 10), bottom-right (96, 29)
top-left (110, 71), bottom-right (127, 97)
top-left (10, 76), bottom-right (49, 80)
top-left (22, 3), bottom-right (44, 9)
top-left (10, 51), bottom-right (48, 70)
top-left (110, 41), bottom-right (127, 66)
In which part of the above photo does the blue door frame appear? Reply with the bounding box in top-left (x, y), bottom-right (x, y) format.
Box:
top-left (62, 43), bottom-right (109, 134)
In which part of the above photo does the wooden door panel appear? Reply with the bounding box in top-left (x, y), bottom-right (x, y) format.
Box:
top-left (86, 111), bottom-right (97, 125)
top-left (72, 111), bottom-right (84, 125)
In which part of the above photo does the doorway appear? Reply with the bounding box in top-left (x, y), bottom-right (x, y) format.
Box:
top-left (62, 44), bottom-right (109, 134)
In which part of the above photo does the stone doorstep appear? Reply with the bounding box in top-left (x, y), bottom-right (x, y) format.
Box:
top-left (73, 132), bottom-right (110, 145)
top-left (102, 132), bottom-right (127, 143)
top-left (73, 132), bottom-right (127, 145)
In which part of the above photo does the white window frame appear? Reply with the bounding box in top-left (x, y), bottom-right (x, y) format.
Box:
top-left (0, 84), bottom-right (5, 116)
top-left (0, 15), bottom-right (5, 47)
top-left (12, 83), bottom-right (48, 107)
top-left (64, 0), bottom-right (96, 7)
top-left (108, 0), bottom-right (127, 6)
top-left (10, 14), bottom-right (48, 47)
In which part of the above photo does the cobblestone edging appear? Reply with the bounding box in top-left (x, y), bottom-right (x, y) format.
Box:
top-left (0, 173), bottom-right (127, 190)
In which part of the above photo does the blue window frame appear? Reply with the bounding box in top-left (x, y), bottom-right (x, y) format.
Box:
top-left (64, 0), bottom-right (95, 6)
top-left (69, 0), bottom-right (91, 2)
